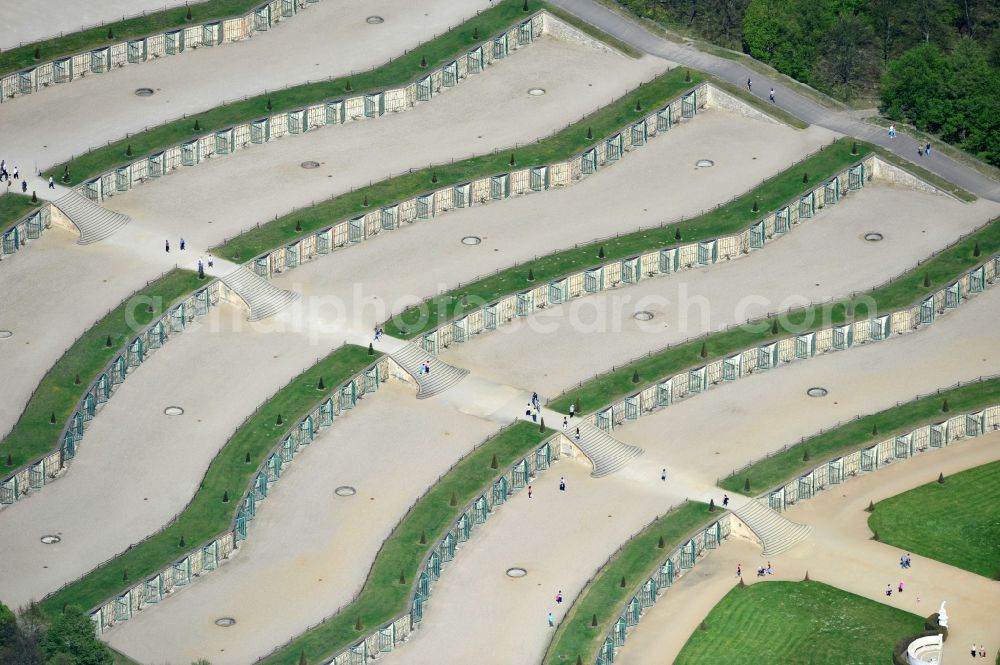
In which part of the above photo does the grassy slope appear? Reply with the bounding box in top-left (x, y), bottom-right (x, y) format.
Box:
top-left (675, 581), bottom-right (924, 665)
top-left (1, 0), bottom-right (263, 76)
top-left (47, 0), bottom-right (547, 187)
top-left (549, 215), bottom-right (1000, 416)
top-left (720, 379), bottom-right (1000, 496)
top-left (544, 501), bottom-right (712, 665)
top-left (259, 422), bottom-right (551, 665)
top-left (0, 269), bottom-right (204, 469)
top-left (869, 459), bottom-right (1000, 579)
top-left (0, 192), bottom-right (40, 235)
top-left (212, 67), bottom-right (706, 262)
top-left (40, 345), bottom-right (376, 615)
top-left (384, 138), bottom-right (868, 338)
top-left (871, 145), bottom-right (976, 202)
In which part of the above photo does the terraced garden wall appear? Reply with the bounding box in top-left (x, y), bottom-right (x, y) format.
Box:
top-left (87, 355), bottom-right (390, 633)
top-left (246, 82), bottom-right (710, 280)
top-left (0, 0), bottom-right (319, 102)
top-left (415, 154), bottom-right (877, 354)
top-left (574, 252), bottom-right (999, 437)
top-left (72, 13), bottom-right (545, 203)
top-left (0, 203), bottom-right (51, 260)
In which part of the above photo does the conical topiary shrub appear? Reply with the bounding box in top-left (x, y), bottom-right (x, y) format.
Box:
top-left (619, 575), bottom-right (626, 588)
top-left (591, 614), bottom-right (597, 627)
top-left (420, 55), bottom-right (427, 68)
top-left (179, 535), bottom-right (185, 548)
top-left (866, 500), bottom-right (875, 512)
top-left (450, 490), bottom-right (457, 506)
top-left (222, 490), bottom-right (229, 503)
top-left (872, 423), bottom-right (878, 436)
top-left (539, 417), bottom-right (545, 432)
top-left (126, 144), bottom-right (132, 157)
top-left (245, 452), bottom-right (251, 464)
top-left (299, 652), bottom-right (308, 665)
top-left (420, 530), bottom-right (427, 544)
top-left (752, 199), bottom-right (759, 213)
top-left (598, 246), bottom-right (605, 259)
top-left (744, 478), bottom-right (751, 492)
top-left (802, 448), bottom-right (810, 462)
top-left (295, 220), bottom-right (302, 232)
top-left (938, 472), bottom-right (945, 484)
top-left (355, 616), bottom-right (363, 631)
top-left (708, 498), bottom-right (715, 512)
top-left (509, 153), bottom-right (516, 167)
top-left (771, 320), bottom-right (779, 334)
top-left (318, 377), bottom-right (325, 390)
top-left (632, 369), bottom-right (640, 383)
top-left (700, 342), bottom-right (707, 358)
top-left (674, 227), bottom-right (682, 241)
top-left (942, 399), bottom-right (949, 412)
top-left (345, 79), bottom-right (352, 92)
top-left (186, 4), bottom-right (192, 20)
top-left (368, 343), bottom-right (374, 355)
top-left (106, 335), bottom-right (113, 347)
top-left (490, 454), bottom-right (498, 469)
top-left (802, 172), bottom-right (808, 183)
top-left (586, 127), bottom-right (593, 140)
top-left (473, 27), bottom-right (479, 39)
top-left (399, 570), bottom-right (406, 584)
top-left (33, 46), bottom-right (40, 60)
top-left (50, 413), bottom-right (56, 424)
top-left (923, 273), bottom-right (931, 287)
top-left (193, 119), bottom-right (200, 131)
top-left (973, 242), bottom-right (981, 257)
top-left (657, 535), bottom-right (664, 548)
top-left (527, 268), bottom-right (535, 281)
top-left (276, 414), bottom-right (283, 425)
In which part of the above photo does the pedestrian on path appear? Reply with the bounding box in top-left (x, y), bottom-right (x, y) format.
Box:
top-left (548, 612), bottom-right (554, 627)
top-left (925, 143), bottom-right (931, 156)
top-left (423, 361), bottom-right (431, 375)
top-left (746, 78), bottom-right (752, 92)
top-left (979, 645), bottom-right (986, 658)
top-left (21, 180), bottom-right (27, 193)
top-left (661, 468), bottom-right (666, 482)
top-left (12, 166), bottom-right (18, 180)
top-left (48, 176), bottom-right (55, 189)
top-left (736, 564), bottom-right (741, 577)
top-left (918, 145), bottom-right (924, 157)
top-left (574, 427), bottom-right (580, 442)
top-left (528, 405), bottom-right (537, 423)
top-left (207, 254), bottom-right (214, 268)
top-left (562, 417), bottom-right (568, 431)
top-left (972, 644), bottom-right (978, 657)
top-left (569, 402), bottom-right (575, 418)
top-left (532, 392), bottom-right (539, 408)
top-left (165, 239), bottom-right (170, 253)
top-left (885, 584), bottom-right (892, 597)
top-left (769, 88), bottom-right (775, 103)
top-left (897, 581), bottom-right (904, 594)
top-left (888, 124), bottom-right (896, 139)
top-left (180, 237), bottom-right (186, 251)
top-left (528, 485), bottom-right (533, 499)
top-left (723, 494), bottom-right (730, 507)
top-left (556, 590), bottom-right (563, 604)
top-left (559, 477), bottom-right (566, 491)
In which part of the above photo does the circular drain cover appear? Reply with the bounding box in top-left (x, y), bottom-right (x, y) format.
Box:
top-left (863, 232), bottom-right (884, 242)
top-left (461, 236), bottom-right (482, 245)
top-left (695, 159), bottom-right (715, 168)
top-left (527, 88), bottom-right (546, 96)
top-left (807, 387), bottom-right (829, 398)
top-left (301, 161), bottom-right (321, 169)
top-left (506, 567), bottom-right (527, 578)
top-left (0, 330), bottom-right (12, 339)
top-left (633, 311), bottom-right (654, 321)
top-left (215, 617), bottom-right (236, 627)
top-left (134, 88), bottom-right (154, 97)
top-left (366, 15), bottom-right (384, 24)
top-left (335, 486), bottom-right (357, 497)
top-left (41, 535), bottom-right (61, 544)
top-left (164, 406), bottom-right (184, 416)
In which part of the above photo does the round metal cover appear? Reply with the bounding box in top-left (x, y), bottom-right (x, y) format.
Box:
top-left (164, 406), bottom-right (184, 416)
top-left (461, 236), bottom-right (482, 245)
top-left (527, 88), bottom-right (546, 96)
top-left (863, 232), bottom-right (884, 242)
top-left (366, 16), bottom-right (384, 24)
top-left (695, 159), bottom-right (715, 168)
top-left (506, 567), bottom-right (527, 578)
top-left (134, 88), bottom-right (154, 97)
top-left (215, 617), bottom-right (236, 627)
top-left (807, 387), bottom-right (829, 398)
top-left (633, 311), bottom-right (654, 321)
top-left (301, 161), bottom-right (321, 169)
top-left (0, 331), bottom-right (12, 339)
top-left (335, 486), bottom-right (357, 497)
top-left (41, 535), bottom-right (61, 544)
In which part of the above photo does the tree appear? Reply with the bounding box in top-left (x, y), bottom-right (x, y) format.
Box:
top-left (0, 602), bottom-right (15, 647)
top-left (41, 606), bottom-right (112, 665)
top-left (880, 43), bottom-right (951, 130)
top-left (814, 14), bottom-right (881, 98)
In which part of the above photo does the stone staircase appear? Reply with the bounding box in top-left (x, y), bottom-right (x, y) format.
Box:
top-left (389, 343), bottom-right (469, 399)
top-left (572, 421), bottom-right (644, 478)
top-left (732, 499), bottom-right (813, 556)
top-left (53, 190), bottom-right (130, 244)
top-left (221, 266), bottom-right (299, 322)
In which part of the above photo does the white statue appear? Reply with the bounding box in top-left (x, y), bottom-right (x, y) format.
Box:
top-left (937, 600), bottom-right (948, 628)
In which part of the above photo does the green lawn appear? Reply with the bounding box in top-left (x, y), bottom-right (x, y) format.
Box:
top-left (549, 215), bottom-right (1000, 416)
top-left (543, 501), bottom-right (712, 665)
top-left (254, 422), bottom-right (551, 665)
top-left (40, 344), bottom-right (377, 616)
top-left (1, 269), bottom-right (204, 470)
top-left (47, 0), bottom-right (549, 187)
top-left (719, 378), bottom-right (1000, 496)
top-left (0, 192), bottom-right (40, 235)
top-left (384, 138), bottom-right (868, 339)
top-left (211, 67), bottom-right (707, 262)
top-left (1, 0), bottom-right (270, 77)
top-left (675, 581), bottom-right (924, 665)
top-left (869, 459), bottom-right (1000, 579)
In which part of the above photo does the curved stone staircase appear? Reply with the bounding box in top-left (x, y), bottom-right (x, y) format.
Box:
top-left (221, 266), bottom-right (299, 321)
top-left (389, 343), bottom-right (469, 399)
top-left (732, 499), bottom-right (813, 556)
top-left (53, 190), bottom-right (131, 244)
top-left (573, 421), bottom-right (644, 478)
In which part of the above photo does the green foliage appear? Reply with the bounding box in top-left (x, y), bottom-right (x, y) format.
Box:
top-left (41, 606), bottom-right (112, 665)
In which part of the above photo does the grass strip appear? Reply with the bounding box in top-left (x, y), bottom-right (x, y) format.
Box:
top-left (257, 421), bottom-right (551, 665)
top-left (674, 581), bottom-right (924, 664)
top-left (0, 192), bottom-right (41, 235)
top-left (211, 67), bottom-right (706, 262)
top-left (719, 378), bottom-right (1000, 496)
top-left (868, 459), bottom-right (1000, 579)
top-left (40, 344), bottom-right (377, 616)
top-left (1, 0), bottom-right (272, 77)
top-left (549, 215), bottom-right (1000, 417)
top-left (47, 0), bottom-right (548, 187)
top-left (870, 145), bottom-right (976, 202)
top-left (0, 269), bottom-right (204, 469)
top-left (542, 5), bottom-right (642, 58)
top-left (384, 137), bottom-right (868, 339)
top-left (543, 501), bottom-right (712, 665)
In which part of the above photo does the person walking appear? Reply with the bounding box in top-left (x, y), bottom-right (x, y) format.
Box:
top-left (569, 402), bottom-right (575, 418)
top-left (562, 416), bottom-right (568, 432)
top-left (559, 477), bottom-right (566, 491)
top-left (769, 88), bottom-right (775, 103)
top-left (746, 78), bottom-right (752, 92)
top-left (529, 405), bottom-right (537, 423)
top-left (925, 143), bottom-right (931, 156)
top-left (723, 494), bottom-right (730, 507)
top-left (574, 427), bottom-right (580, 442)
top-left (165, 239), bottom-right (170, 253)
top-left (11, 166), bottom-right (18, 180)
top-left (21, 180), bottom-right (27, 193)
top-left (661, 468), bottom-right (666, 482)
top-left (885, 584), bottom-right (893, 597)
top-left (556, 590), bottom-right (563, 604)
top-left (548, 612), bottom-right (555, 627)
top-left (888, 124), bottom-right (896, 139)
top-left (897, 581), bottom-right (904, 594)
top-left (48, 176), bottom-right (55, 189)
top-left (528, 485), bottom-right (533, 499)
top-left (180, 237), bottom-right (186, 251)
top-left (736, 564), bottom-right (742, 578)
top-left (207, 254), bottom-right (214, 268)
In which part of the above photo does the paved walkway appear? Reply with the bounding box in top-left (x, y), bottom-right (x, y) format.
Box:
top-left (548, 0), bottom-right (1000, 202)
top-left (614, 431), bottom-right (1000, 664)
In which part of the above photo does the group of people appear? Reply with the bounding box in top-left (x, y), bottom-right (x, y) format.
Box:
top-left (0, 160), bottom-right (57, 194)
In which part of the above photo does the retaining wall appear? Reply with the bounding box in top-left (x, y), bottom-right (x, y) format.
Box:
top-left (73, 13), bottom-right (546, 204)
top-left (0, 203), bottom-right (51, 260)
top-left (0, 0), bottom-right (318, 103)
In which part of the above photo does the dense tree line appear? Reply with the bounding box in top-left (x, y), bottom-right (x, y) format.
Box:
top-left (612, 0), bottom-right (1000, 166)
top-left (0, 602), bottom-right (111, 665)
